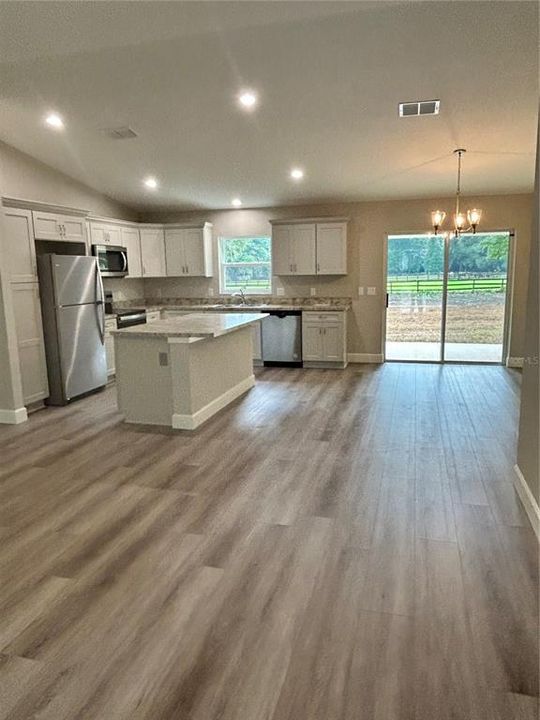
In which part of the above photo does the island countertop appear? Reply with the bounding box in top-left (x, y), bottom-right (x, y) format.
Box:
top-left (111, 312), bottom-right (268, 340)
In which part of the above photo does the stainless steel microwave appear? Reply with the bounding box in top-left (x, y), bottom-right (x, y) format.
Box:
top-left (92, 244), bottom-right (128, 277)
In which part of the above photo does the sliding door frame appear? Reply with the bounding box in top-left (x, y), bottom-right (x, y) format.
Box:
top-left (382, 228), bottom-right (515, 365)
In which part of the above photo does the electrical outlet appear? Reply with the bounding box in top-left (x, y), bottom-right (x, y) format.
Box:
top-left (310, 287), bottom-right (317, 296)
top-left (358, 286), bottom-right (364, 296)
top-left (276, 287), bottom-right (285, 297)
top-left (367, 286), bottom-right (377, 295)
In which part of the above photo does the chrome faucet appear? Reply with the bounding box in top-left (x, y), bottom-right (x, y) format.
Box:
top-left (233, 289), bottom-right (247, 305)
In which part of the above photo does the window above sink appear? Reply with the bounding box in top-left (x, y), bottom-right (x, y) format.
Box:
top-left (218, 236), bottom-right (272, 295)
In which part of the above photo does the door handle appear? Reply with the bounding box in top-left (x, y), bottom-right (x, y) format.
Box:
top-left (386, 292), bottom-right (389, 308)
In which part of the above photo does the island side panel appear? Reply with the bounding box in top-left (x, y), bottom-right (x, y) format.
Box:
top-left (169, 327), bottom-right (255, 430)
top-left (115, 335), bottom-right (173, 426)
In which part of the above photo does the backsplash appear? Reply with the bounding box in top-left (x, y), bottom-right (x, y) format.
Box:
top-left (114, 295), bottom-right (352, 310)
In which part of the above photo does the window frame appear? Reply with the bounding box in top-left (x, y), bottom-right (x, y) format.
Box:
top-left (218, 235), bottom-right (273, 296)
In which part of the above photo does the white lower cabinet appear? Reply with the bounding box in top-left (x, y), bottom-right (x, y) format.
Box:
top-left (11, 283), bottom-right (49, 404)
top-left (302, 312), bottom-right (347, 367)
top-left (252, 322), bottom-right (262, 363)
top-left (104, 318), bottom-right (117, 377)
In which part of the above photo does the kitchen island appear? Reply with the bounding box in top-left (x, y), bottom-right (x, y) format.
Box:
top-left (112, 313), bottom-right (267, 429)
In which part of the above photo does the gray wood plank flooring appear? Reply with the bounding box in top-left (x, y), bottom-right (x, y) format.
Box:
top-left (0, 364), bottom-right (537, 719)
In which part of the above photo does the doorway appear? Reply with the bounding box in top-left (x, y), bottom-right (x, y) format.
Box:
top-left (385, 231), bottom-right (512, 363)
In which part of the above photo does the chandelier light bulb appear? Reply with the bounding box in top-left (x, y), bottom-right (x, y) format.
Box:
top-left (431, 210), bottom-right (446, 233)
top-left (454, 212), bottom-right (466, 230)
top-left (467, 208), bottom-right (482, 231)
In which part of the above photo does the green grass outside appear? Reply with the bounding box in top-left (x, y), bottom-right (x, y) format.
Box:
top-left (387, 277), bottom-right (507, 293)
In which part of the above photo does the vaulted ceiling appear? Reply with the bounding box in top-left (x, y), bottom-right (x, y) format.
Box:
top-left (0, 1), bottom-right (538, 211)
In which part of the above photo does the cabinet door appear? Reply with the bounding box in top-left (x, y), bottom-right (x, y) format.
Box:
top-left (3, 208), bottom-right (37, 282)
top-left (32, 210), bottom-right (62, 241)
top-left (90, 223), bottom-right (119, 246)
top-left (11, 282), bottom-right (49, 404)
top-left (104, 332), bottom-right (115, 376)
top-left (251, 322), bottom-right (262, 360)
top-left (164, 229), bottom-right (186, 276)
top-left (291, 224), bottom-right (316, 274)
top-left (121, 227), bottom-right (142, 277)
top-left (302, 323), bottom-right (324, 361)
top-left (62, 216), bottom-right (87, 243)
top-left (272, 226), bottom-right (293, 275)
top-left (183, 228), bottom-right (205, 276)
top-left (316, 222), bottom-right (347, 274)
top-left (322, 323), bottom-right (344, 362)
top-left (140, 228), bottom-right (166, 277)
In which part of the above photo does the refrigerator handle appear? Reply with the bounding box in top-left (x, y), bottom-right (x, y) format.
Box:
top-left (95, 261), bottom-right (106, 345)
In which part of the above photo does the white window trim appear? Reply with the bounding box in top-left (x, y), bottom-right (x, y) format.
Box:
top-left (218, 236), bottom-right (273, 295)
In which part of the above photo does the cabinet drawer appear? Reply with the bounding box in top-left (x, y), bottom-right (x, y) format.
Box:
top-left (302, 311), bottom-right (344, 323)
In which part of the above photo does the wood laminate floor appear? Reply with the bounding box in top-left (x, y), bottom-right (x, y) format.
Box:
top-left (0, 364), bottom-right (538, 720)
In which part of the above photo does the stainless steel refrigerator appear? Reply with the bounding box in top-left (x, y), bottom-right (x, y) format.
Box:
top-left (37, 254), bottom-right (107, 405)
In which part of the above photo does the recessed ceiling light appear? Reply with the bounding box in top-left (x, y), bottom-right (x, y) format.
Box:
top-left (45, 113), bottom-right (64, 129)
top-left (238, 90), bottom-right (258, 110)
top-left (144, 177), bottom-right (158, 189)
top-left (231, 198), bottom-right (242, 207)
top-left (290, 168), bottom-right (304, 180)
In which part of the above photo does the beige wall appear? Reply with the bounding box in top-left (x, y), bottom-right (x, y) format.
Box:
top-left (517, 119), bottom-right (539, 502)
top-left (0, 141), bottom-right (136, 220)
top-left (143, 193), bottom-right (533, 357)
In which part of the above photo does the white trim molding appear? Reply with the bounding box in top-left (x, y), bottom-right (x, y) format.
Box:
top-left (172, 375), bottom-right (255, 430)
top-left (347, 353), bottom-right (384, 364)
top-left (513, 464), bottom-right (540, 540)
top-left (506, 356), bottom-right (524, 368)
top-left (0, 407), bottom-right (28, 424)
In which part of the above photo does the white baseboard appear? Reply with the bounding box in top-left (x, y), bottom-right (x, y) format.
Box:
top-left (172, 375), bottom-right (255, 430)
top-left (347, 353), bottom-right (384, 364)
top-left (506, 356), bottom-right (524, 368)
top-left (513, 464), bottom-right (540, 540)
top-left (0, 406), bottom-right (28, 424)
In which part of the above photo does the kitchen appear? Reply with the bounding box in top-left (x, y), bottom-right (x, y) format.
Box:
top-left (0, 3), bottom-right (538, 719)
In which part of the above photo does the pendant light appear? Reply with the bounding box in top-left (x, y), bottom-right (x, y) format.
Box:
top-left (431, 149), bottom-right (482, 236)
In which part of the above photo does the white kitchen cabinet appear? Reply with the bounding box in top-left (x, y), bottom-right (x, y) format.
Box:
top-left (2, 207), bottom-right (37, 282)
top-left (316, 222), bottom-right (347, 274)
top-left (302, 311), bottom-right (347, 367)
top-left (272, 223), bottom-right (316, 276)
top-left (104, 318), bottom-right (117, 377)
top-left (121, 226), bottom-right (142, 278)
top-left (140, 227), bottom-right (166, 277)
top-left (164, 224), bottom-right (213, 277)
top-left (89, 221), bottom-right (121, 247)
top-left (252, 321), bottom-right (262, 363)
top-left (33, 210), bottom-right (86, 243)
top-left (272, 219), bottom-right (347, 276)
top-left (11, 283), bottom-right (49, 404)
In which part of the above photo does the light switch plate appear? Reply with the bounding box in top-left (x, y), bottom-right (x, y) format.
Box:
top-left (367, 287), bottom-right (377, 295)
top-left (310, 287), bottom-right (317, 296)
top-left (358, 286), bottom-right (364, 296)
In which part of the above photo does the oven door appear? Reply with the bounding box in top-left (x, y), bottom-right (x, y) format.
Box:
top-left (92, 245), bottom-right (128, 277)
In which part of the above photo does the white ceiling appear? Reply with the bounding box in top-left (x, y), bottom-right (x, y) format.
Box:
top-left (0, 1), bottom-right (538, 211)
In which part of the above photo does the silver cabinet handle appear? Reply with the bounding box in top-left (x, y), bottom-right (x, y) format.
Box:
top-left (317, 263), bottom-right (320, 272)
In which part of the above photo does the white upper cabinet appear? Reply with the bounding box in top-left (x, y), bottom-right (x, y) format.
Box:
top-left (140, 227), bottom-right (166, 277)
top-left (316, 222), bottom-right (347, 274)
top-left (272, 223), bottom-right (316, 275)
top-left (33, 210), bottom-right (86, 244)
top-left (89, 221), bottom-right (121, 246)
top-left (120, 226), bottom-right (142, 278)
top-left (3, 207), bottom-right (37, 282)
top-left (164, 223), bottom-right (213, 277)
top-left (272, 220), bottom-right (346, 276)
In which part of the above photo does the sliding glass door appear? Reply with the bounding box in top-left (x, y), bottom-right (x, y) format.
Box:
top-left (385, 231), bottom-right (511, 363)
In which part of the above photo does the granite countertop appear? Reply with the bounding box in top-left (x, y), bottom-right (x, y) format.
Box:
top-left (111, 301), bottom-right (350, 314)
top-left (111, 312), bottom-right (268, 340)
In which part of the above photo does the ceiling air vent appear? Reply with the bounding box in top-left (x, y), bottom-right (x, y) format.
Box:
top-left (398, 100), bottom-right (440, 117)
top-left (102, 126), bottom-right (138, 140)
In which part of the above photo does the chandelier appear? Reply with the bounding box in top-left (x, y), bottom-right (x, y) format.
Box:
top-left (431, 149), bottom-right (482, 236)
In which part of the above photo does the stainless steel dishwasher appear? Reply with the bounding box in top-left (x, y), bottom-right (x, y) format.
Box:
top-left (261, 310), bottom-right (302, 367)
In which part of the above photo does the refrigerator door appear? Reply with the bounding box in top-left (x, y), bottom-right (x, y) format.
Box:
top-left (52, 255), bottom-right (103, 307)
top-left (57, 303), bottom-right (107, 401)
